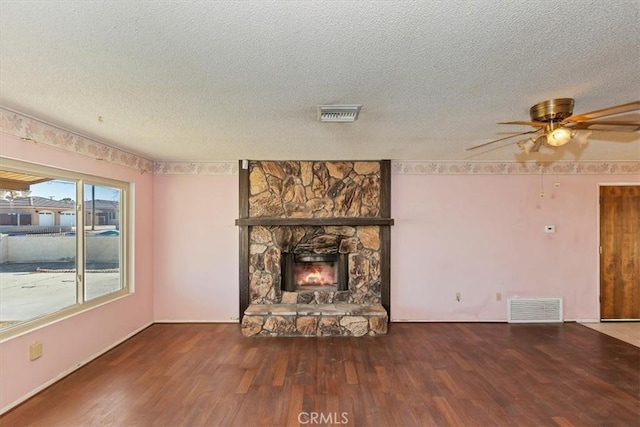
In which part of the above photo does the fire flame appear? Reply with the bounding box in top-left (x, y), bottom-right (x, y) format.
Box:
top-left (305, 269), bottom-right (324, 284)
top-left (296, 263), bottom-right (335, 286)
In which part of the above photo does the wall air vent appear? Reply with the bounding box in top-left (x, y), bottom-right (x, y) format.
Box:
top-left (507, 297), bottom-right (563, 323)
top-left (317, 105), bottom-right (362, 122)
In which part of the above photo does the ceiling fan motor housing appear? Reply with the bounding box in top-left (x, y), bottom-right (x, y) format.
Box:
top-left (529, 98), bottom-right (575, 122)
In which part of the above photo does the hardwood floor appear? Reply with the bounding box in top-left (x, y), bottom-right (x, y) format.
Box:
top-left (2, 322), bottom-right (639, 426)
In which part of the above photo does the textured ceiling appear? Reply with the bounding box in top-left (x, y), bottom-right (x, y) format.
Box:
top-left (1, 1), bottom-right (639, 162)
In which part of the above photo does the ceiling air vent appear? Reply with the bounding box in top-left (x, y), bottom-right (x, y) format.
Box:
top-left (317, 105), bottom-right (362, 122)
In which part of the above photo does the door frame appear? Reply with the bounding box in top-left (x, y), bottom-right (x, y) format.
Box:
top-left (597, 182), bottom-right (640, 321)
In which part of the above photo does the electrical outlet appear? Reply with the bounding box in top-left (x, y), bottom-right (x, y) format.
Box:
top-left (496, 292), bottom-right (502, 301)
top-left (30, 342), bottom-right (43, 361)
top-left (455, 292), bottom-right (461, 302)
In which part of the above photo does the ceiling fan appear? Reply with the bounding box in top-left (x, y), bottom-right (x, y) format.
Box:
top-left (467, 99), bottom-right (640, 153)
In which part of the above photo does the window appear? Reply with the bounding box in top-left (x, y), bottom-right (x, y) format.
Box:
top-left (0, 159), bottom-right (130, 338)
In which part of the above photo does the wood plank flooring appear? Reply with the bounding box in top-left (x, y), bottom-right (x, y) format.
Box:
top-left (2, 322), bottom-right (639, 426)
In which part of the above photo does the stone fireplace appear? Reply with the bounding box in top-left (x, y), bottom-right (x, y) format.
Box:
top-left (236, 160), bottom-right (393, 336)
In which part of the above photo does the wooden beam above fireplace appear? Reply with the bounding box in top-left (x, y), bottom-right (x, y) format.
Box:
top-left (235, 217), bottom-right (394, 227)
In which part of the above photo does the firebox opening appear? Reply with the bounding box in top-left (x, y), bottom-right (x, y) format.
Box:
top-left (294, 255), bottom-right (337, 289)
top-left (281, 252), bottom-right (349, 293)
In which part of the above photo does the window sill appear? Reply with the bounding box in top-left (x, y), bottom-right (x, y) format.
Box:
top-left (0, 290), bottom-right (133, 343)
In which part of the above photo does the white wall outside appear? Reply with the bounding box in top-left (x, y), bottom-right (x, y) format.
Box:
top-left (4, 235), bottom-right (118, 263)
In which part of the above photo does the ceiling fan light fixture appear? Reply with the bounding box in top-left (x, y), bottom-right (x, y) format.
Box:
top-left (547, 127), bottom-right (574, 147)
top-left (573, 130), bottom-right (592, 147)
top-left (517, 138), bottom-right (536, 154)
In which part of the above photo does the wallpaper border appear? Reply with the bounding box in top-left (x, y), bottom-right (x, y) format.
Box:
top-left (0, 107), bottom-right (155, 173)
top-left (391, 160), bottom-right (640, 175)
top-left (153, 162), bottom-right (238, 175)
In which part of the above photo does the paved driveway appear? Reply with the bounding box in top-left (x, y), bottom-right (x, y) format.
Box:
top-left (0, 262), bottom-right (120, 324)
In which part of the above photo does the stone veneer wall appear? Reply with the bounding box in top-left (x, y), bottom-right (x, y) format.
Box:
top-left (249, 161), bottom-right (381, 218)
top-left (247, 161), bottom-right (382, 305)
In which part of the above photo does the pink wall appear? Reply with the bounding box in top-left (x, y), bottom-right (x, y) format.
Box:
top-left (153, 174), bottom-right (238, 322)
top-left (150, 168), bottom-right (638, 324)
top-left (391, 173), bottom-right (638, 321)
top-left (0, 133), bottom-right (154, 412)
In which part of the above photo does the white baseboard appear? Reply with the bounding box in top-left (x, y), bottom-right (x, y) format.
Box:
top-left (1, 321), bottom-right (153, 415)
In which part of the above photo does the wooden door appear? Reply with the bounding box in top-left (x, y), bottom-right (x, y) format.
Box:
top-left (600, 185), bottom-right (640, 319)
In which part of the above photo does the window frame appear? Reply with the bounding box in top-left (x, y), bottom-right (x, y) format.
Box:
top-left (0, 157), bottom-right (132, 342)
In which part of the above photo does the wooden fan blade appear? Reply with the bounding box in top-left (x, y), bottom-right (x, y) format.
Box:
top-left (466, 129), bottom-right (540, 151)
top-left (498, 121), bottom-right (546, 127)
top-left (567, 121), bottom-right (640, 132)
top-left (564, 100), bottom-right (640, 122)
